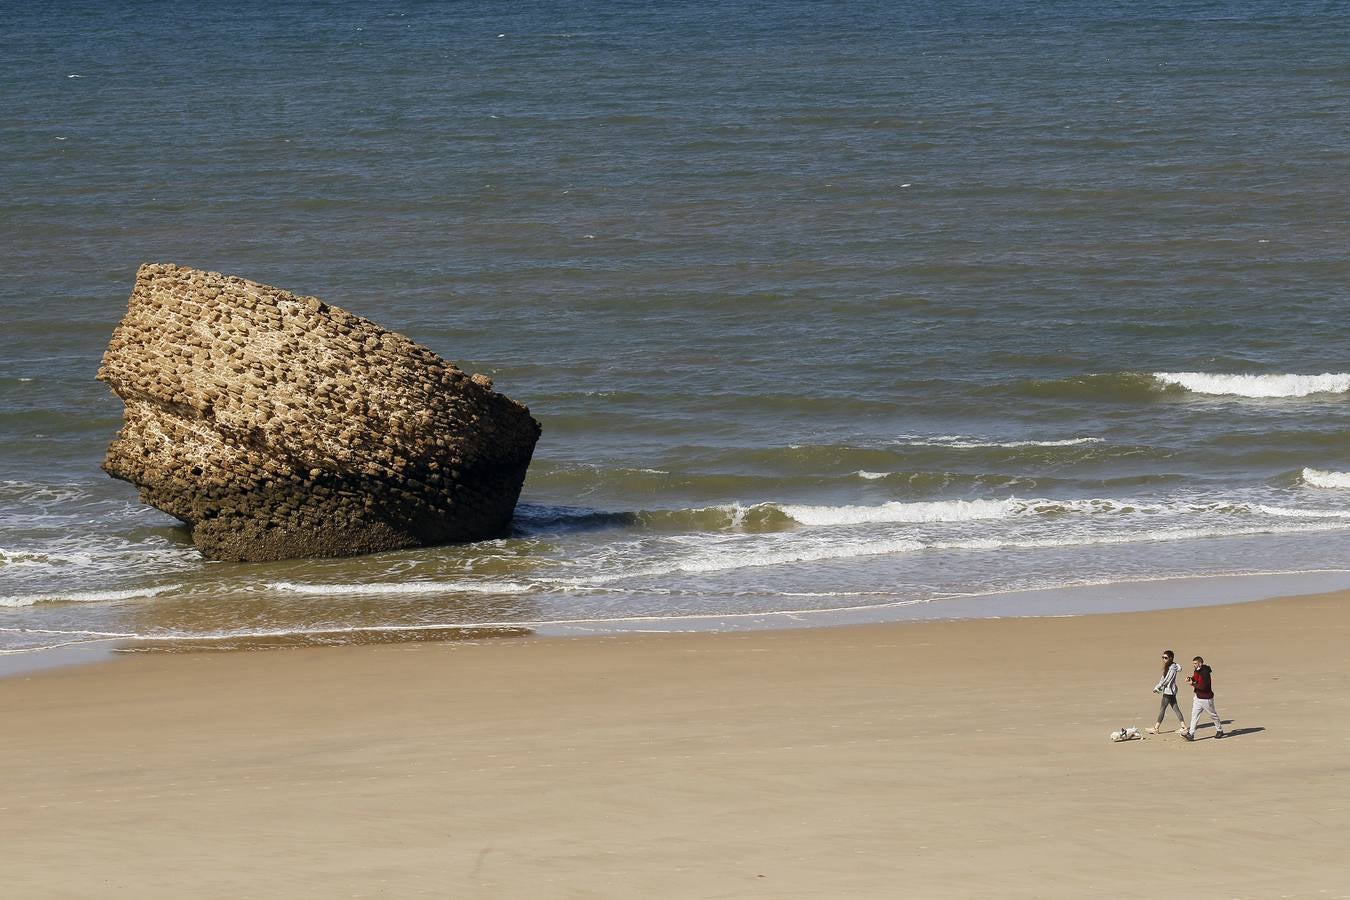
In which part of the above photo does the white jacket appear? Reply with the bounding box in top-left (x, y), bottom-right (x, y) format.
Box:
top-left (1154, 661), bottom-right (1181, 695)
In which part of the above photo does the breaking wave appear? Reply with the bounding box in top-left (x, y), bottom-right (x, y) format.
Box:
top-left (268, 580), bottom-right (536, 596)
top-left (779, 497), bottom-right (1350, 527)
top-left (1301, 468), bottom-right (1350, 488)
top-left (1007, 372), bottom-right (1162, 401)
top-left (890, 436), bottom-right (1104, 449)
top-left (1006, 371), bottom-right (1350, 401)
top-left (782, 498), bottom-right (1015, 525)
top-left (0, 585), bottom-right (176, 608)
top-left (575, 521), bottom-right (1350, 584)
top-left (1153, 372), bottom-right (1350, 398)
top-left (521, 497), bottom-right (1350, 534)
top-left (0, 548), bottom-right (97, 568)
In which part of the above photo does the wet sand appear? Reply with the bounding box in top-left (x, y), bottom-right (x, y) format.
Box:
top-left (3, 589), bottom-right (1347, 898)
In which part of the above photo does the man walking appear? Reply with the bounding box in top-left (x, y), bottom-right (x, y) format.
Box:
top-left (1181, 655), bottom-right (1225, 741)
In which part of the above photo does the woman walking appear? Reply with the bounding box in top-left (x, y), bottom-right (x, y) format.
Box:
top-left (1148, 650), bottom-right (1185, 734)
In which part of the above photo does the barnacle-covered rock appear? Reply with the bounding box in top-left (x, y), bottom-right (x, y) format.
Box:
top-left (97, 263), bottom-right (540, 561)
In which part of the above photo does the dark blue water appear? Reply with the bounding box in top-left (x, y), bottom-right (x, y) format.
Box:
top-left (3, 1), bottom-right (1349, 657)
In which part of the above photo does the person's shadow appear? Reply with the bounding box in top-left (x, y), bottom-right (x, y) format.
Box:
top-left (1220, 727), bottom-right (1264, 738)
top-left (1196, 720), bottom-right (1264, 739)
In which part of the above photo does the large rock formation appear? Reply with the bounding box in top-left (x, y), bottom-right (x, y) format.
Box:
top-left (98, 263), bottom-right (541, 562)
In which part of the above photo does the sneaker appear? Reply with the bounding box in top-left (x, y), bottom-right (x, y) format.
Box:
top-left (1214, 732), bottom-right (1227, 739)
top-left (1181, 732), bottom-right (1193, 742)
top-left (1147, 726), bottom-right (1160, 735)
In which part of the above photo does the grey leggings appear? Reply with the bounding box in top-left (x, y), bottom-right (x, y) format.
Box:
top-left (1158, 692), bottom-right (1184, 723)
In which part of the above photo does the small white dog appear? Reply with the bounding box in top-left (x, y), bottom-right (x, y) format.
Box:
top-left (1109, 726), bottom-right (1141, 742)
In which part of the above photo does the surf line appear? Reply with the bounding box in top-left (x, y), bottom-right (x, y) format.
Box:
top-left (0, 595), bottom-right (936, 653)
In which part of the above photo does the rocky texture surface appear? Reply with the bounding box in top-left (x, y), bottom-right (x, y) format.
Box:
top-left (98, 263), bottom-right (541, 562)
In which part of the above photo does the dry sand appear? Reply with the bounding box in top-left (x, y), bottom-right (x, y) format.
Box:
top-left (3, 589), bottom-right (1349, 898)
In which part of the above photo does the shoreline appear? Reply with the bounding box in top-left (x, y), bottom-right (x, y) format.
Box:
top-left (4, 586), bottom-right (1347, 896)
top-left (7, 567), bottom-right (1350, 680)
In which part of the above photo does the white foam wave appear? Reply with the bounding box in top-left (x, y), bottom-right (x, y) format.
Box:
top-left (0, 481), bottom-right (87, 505)
top-left (962, 521), bottom-right (1350, 551)
top-left (0, 547), bottom-right (98, 568)
top-left (775, 497), bottom-right (1350, 528)
top-left (1153, 372), bottom-right (1350, 398)
top-left (893, 435), bottom-right (1103, 449)
top-left (573, 520), bottom-right (1350, 585)
top-left (0, 538), bottom-right (197, 577)
top-left (267, 580), bottom-right (536, 596)
top-left (581, 537), bottom-right (929, 581)
top-left (565, 497), bottom-right (1350, 583)
top-left (782, 498), bottom-right (1016, 526)
top-left (1253, 505), bottom-right (1350, 519)
top-left (1302, 468), bottom-right (1350, 489)
top-left (854, 470), bottom-right (891, 480)
top-left (0, 585), bottom-right (176, 608)
top-left (774, 497), bottom-right (1173, 527)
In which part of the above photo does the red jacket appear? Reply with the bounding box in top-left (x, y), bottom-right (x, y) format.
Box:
top-left (1189, 665), bottom-right (1214, 700)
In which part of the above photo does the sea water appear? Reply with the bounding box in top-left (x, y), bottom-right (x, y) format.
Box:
top-left (3, 0), bottom-right (1349, 658)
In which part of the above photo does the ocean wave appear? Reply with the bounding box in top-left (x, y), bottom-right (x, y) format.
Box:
top-left (516, 503), bottom-right (798, 534)
top-left (848, 470), bottom-right (1040, 491)
top-left (1253, 504), bottom-right (1350, 519)
top-left (514, 504), bottom-right (626, 527)
top-left (1302, 468), bottom-right (1350, 488)
top-left (518, 496), bottom-right (1350, 536)
top-left (577, 537), bottom-right (929, 581)
top-left (577, 520), bottom-right (1350, 583)
top-left (943, 522), bottom-right (1350, 553)
top-left (1006, 372), bottom-right (1162, 401)
top-left (267, 580), bottom-right (536, 596)
top-left (890, 435), bottom-right (1104, 449)
top-left (1000, 371), bottom-right (1350, 402)
top-left (782, 498), bottom-right (1016, 525)
top-left (1153, 372), bottom-right (1350, 398)
top-left (521, 498), bottom-right (1024, 534)
top-left (0, 480), bottom-right (87, 506)
top-left (0, 548), bottom-right (98, 568)
top-left (850, 470), bottom-right (1182, 491)
top-left (144, 502), bottom-right (1350, 600)
top-left (780, 497), bottom-right (1350, 527)
top-left (690, 437), bottom-right (1164, 478)
top-left (0, 537), bottom-right (197, 575)
top-left (0, 585), bottom-right (176, 608)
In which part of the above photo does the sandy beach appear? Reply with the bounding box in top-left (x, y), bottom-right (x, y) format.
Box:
top-left (3, 588), bottom-right (1348, 899)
